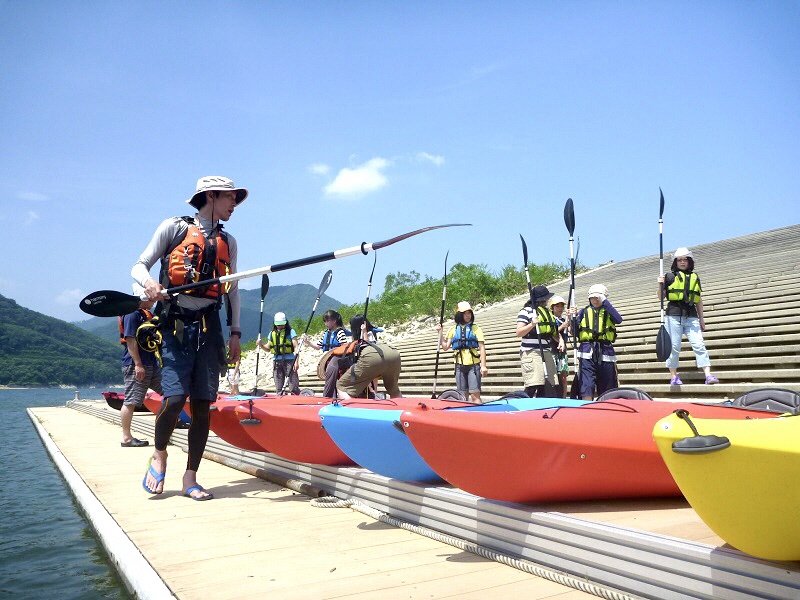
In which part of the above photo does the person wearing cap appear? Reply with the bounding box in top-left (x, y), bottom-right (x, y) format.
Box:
top-left (336, 314), bottom-right (402, 399)
top-left (657, 247), bottom-right (719, 385)
top-left (439, 301), bottom-right (488, 403)
top-left (133, 175), bottom-right (247, 500)
top-left (574, 284), bottom-right (623, 400)
top-left (118, 285), bottom-right (162, 448)
top-left (516, 285), bottom-right (563, 397)
top-left (549, 295), bottom-right (572, 399)
top-left (258, 312), bottom-right (300, 395)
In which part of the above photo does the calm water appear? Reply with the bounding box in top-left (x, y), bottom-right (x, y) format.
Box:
top-left (0, 388), bottom-right (129, 599)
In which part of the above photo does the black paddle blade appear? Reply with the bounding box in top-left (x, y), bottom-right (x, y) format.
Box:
top-left (656, 325), bottom-right (672, 362)
top-left (659, 187), bottom-right (665, 218)
top-left (520, 234), bottom-right (529, 267)
top-left (564, 198), bottom-right (575, 235)
top-left (260, 274), bottom-right (270, 299)
top-left (371, 223), bottom-right (470, 251)
top-left (79, 290), bottom-right (141, 317)
top-left (318, 270), bottom-right (333, 295)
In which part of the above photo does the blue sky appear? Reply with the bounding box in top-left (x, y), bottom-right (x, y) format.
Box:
top-left (2, 1), bottom-right (798, 323)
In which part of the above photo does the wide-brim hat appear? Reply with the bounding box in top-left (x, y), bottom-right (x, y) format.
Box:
top-left (187, 176), bottom-right (248, 209)
top-left (532, 285), bottom-right (554, 303)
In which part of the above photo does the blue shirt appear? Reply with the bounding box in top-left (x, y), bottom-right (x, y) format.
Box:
top-left (121, 310), bottom-right (159, 368)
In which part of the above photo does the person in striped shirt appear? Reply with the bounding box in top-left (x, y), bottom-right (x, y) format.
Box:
top-left (304, 310), bottom-right (349, 398)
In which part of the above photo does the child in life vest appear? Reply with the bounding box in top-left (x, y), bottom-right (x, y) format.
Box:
top-left (258, 311), bottom-right (300, 395)
top-left (549, 295), bottom-right (571, 398)
top-left (439, 301), bottom-right (488, 403)
top-left (657, 247), bottom-right (718, 385)
top-left (574, 284), bottom-right (623, 400)
top-left (304, 309), bottom-right (349, 398)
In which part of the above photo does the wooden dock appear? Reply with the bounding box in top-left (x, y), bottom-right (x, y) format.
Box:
top-left (30, 401), bottom-right (800, 599)
top-left (29, 404), bottom-right (601, 600)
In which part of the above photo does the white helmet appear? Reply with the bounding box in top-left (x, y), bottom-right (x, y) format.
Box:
top-left (274, 311), bottom-right (287, 325)
top-left (673, 247), bottom-right (694, 260)
top-left (588, 284), bottom-right (608, 299)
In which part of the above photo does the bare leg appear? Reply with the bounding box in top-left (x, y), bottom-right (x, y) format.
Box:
top-left (120, 404), bottom-right (135, 443)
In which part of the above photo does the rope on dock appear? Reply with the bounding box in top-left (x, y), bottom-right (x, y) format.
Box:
top-left (311, 495), bottom-right (637, 600)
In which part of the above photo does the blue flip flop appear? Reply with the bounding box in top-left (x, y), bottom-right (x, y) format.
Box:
top-left (142, 458), bottom-right (166, 494)
top-left (184, 485), bottom-right (213, 501)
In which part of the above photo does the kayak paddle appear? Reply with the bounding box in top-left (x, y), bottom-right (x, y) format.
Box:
top-left (656, 188), bottom-right (672, 362)
top-left (279, 270), bottom-right (333, 395)
top-left (564, 198), bottom-right (582, 399)
top-left (79, 224), bottom-right (470, 317)
top-left (431, 250), bottom-right (449, 398)
top-left (250, 274), bottom-right (270, 397)
top-left (520, 234), bottom-right (558, 398)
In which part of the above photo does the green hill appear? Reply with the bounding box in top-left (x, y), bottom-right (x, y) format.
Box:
top-left (72, 283), bottom-right (343, 345)
top-left (0, 294), bottom-right (121, 387)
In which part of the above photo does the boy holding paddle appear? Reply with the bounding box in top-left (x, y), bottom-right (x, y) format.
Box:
top-left (133, 176), bottom-right (246, 500)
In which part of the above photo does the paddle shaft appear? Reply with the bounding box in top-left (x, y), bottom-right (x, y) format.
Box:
top-left (564, 199), bottom-right (579, 368)
top-left (520, 235), bottom-right (551, 381)
top-left (79, 224), bottom-right (469, 317)
top-left (432, 251), bottom-right (449, 397)
top-left (252, 274), bottom-right (269, 395)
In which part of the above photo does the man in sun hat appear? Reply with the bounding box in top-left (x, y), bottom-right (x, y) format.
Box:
top-left (516, 285), bottom-right (563, 397)
top-left (132, 175), bottom-right (248, 500)
top-left (438, 300), bottom-right (488, 403)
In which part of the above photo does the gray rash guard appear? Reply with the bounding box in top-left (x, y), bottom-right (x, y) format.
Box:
top-left (131, 213), bottom-right (241, 330)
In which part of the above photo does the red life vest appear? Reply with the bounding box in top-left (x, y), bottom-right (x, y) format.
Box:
top-left (118, 308), bottom-right (154, 345)
top-left (161, 217), bottom-right (231, 299)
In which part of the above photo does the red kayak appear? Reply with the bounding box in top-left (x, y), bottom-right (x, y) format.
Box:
top-left (102, 391), bottom-right (150, 412)
top-left (401, 400), bottom-right (773, 503)
top-left (235, 397), bottom-right (347, 465)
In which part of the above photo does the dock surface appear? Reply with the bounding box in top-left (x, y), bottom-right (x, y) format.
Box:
top-left (30, 405), bottom-right (599, 599)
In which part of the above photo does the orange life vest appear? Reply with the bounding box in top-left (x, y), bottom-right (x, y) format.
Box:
top-left (161, 217), bottom-right (231, 299)
top-left (118, 308), bottom-right (154, 345)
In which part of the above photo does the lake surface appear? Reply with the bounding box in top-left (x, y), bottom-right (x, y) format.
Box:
top-left (0, 388), bottom-right (129, 599)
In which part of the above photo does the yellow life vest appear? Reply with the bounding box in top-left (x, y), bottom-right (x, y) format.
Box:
top-left (534, 306), bottom-right (558, 338)
top-left (578, 306), bottom-right (616, 343)
top-left (269, 328), bottom-right (295, 355)
top-left (667, 272), bottom-right (701, 305)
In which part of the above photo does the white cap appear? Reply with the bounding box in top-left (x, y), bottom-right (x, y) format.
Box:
top-left (456, 301), bottom-right (473, 313)
top-left (274, 311), bottom-right (287, 325)
top-left (673, 247), bottom-right (694, 260)
top-left (549, 295), bottom-right (566, 306)
top-left (588, 284), bottom-right (608, 299)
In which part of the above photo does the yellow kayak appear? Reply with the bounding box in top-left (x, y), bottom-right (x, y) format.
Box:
top-left (653, 410), bottom-right (800, 561)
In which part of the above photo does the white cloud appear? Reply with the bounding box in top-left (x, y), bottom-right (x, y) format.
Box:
top-left (55, 288), bottom-right (84, 306)
top-left (308, 163), bottom-right (331, 176)
top-left (18, 191), bottom-right (49, 201)
top-left (25, 210), bottom-right (39, 225)
top-left (324, 157), bottom-right (391, 199)
top-left (416, 152), bottom-right (445, 167)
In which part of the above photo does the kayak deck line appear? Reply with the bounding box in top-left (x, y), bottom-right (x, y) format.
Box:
top-left (61, 399), bottom-right (800, 600)
top-left (32, 401), bottom-right (601, 600)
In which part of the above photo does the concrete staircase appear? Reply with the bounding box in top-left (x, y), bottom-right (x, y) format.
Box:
top-left (299, 224), bottom-right (800, 401)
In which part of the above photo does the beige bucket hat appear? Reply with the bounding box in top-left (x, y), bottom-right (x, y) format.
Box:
top-left (187, 176), bottom-right (248, 208)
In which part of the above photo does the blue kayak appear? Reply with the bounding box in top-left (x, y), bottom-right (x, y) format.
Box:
top-left (319, 396), bottom-right (588, 482)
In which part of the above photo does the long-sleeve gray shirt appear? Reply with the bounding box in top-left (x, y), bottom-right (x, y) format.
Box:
top-left (131, 214), bottom-right (240, 330)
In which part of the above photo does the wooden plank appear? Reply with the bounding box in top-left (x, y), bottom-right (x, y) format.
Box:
top-left (32, 406), bottom-right (598, 599)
